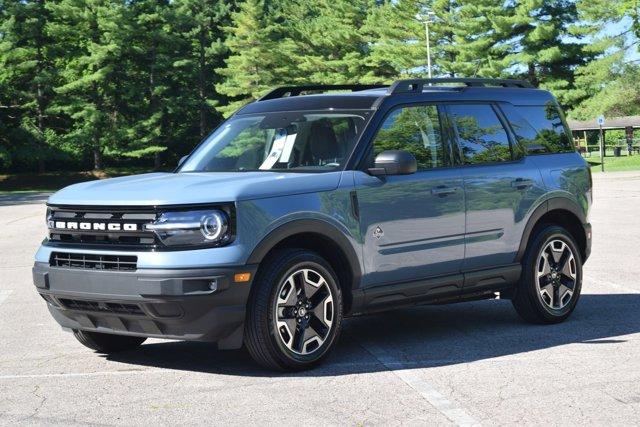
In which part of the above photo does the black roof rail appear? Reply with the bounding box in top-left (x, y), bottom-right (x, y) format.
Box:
top-left (259, 84), bottom-right (387, 101)
top-left (387, 78), bottom-right (533, 95)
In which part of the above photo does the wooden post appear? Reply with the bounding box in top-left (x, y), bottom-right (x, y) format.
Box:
top-left (626, 126), bottom-right (634, 156)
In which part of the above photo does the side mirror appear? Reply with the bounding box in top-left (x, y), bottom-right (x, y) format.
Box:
top-left (178, 155), bottom-right (188, 167)
top-left (368, 150), bottom-right (417, 176)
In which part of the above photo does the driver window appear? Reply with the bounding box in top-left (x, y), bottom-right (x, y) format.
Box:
top-left (371, 105), bottom-right (449, 170)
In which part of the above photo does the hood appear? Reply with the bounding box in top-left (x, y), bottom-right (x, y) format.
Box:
top-left (48, 171), bottom-right (343, 206)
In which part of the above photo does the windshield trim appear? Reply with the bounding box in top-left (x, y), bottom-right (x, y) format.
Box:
top-left (236, 107), bottom-right (375, 116)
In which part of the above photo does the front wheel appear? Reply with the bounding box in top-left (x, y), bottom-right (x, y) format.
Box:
top-left (244, 249), bottom-right (343, 371)
top-left (512, 225), bottom-right (583, 324)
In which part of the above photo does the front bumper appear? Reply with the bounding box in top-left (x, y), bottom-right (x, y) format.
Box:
top-left (33, 262), bottom-right (257, 348)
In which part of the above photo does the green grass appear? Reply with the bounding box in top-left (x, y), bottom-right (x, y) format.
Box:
top-left (0, 167), bottom-right (155, 193)
top-left (584, 150), bottom-right (640, 173)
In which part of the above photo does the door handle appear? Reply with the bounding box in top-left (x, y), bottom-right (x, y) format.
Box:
top-left (431, 186), bottom-right (458, 197)
top-left (511, 178), bottom-right (534, 190)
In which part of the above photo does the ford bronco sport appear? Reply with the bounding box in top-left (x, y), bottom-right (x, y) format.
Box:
top-left (34, 78), bottom-right (592, 371)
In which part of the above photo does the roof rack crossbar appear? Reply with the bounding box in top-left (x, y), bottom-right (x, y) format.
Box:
top-left (387, 78), bottom-right (533, 95)
top-left (259, 84), bottom-right (387, 101)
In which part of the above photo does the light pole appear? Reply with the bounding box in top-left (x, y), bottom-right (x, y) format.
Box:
top-left (417, 11), bottom-right (436, 78)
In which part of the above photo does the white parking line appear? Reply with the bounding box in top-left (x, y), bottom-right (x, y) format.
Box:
top-left (0, 290), bottom-right (13, 307)
top-left (360, 341), bottom-right (480, 427)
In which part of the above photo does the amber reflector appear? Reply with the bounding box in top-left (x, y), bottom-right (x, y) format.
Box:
top-left (234, 272), bottom-right (251, 283)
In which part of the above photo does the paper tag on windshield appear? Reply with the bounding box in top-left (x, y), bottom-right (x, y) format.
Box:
top-left (259, 129), bottom-right (287, 170)
top-left (280, 133), bottom-right (297, 163)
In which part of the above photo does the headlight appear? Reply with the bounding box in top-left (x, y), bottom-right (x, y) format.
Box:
top-left (145, 209), bottom-right (232, 247)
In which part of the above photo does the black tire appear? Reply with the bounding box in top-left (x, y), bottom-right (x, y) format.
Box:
top-left (244, 248), bottom-right (343, 371)
top-left (512, 225), bottom-right (583, 324)
top-left (73, 330), bottom-right (146, 353)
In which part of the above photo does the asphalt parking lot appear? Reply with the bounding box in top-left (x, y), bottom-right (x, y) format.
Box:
top-left (1, 172), bottom-right (640, 426)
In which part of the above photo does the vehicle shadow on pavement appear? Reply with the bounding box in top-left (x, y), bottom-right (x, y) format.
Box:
top-left (104, 293), bottom-right (640, 377)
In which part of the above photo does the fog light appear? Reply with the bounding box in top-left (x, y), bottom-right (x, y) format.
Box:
top-left (209, 279), bottom-right (218, 291)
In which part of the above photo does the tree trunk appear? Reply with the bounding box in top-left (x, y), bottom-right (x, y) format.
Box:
top-left (528, 63), bottom-right (538, 87)
top-left (148, 41), bottom-right (163, 171)
top-left (93, 147), bottom-right (102, 170)
top-left (93, 128), bottom-right (102, 170)
top-left (198, 25), bottom-right (207, 138)
top-left (36, 81), bottom-right (46, 174)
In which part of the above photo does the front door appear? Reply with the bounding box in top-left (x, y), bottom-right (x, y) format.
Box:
top-left (355, 104), bottom-right (465, 289)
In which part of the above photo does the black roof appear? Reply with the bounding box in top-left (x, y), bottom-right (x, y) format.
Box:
top-left (236, 79), bottom-right (556, 115)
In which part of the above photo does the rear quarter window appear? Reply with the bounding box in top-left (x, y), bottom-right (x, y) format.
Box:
top-left (502, 102), bottom-right (575, 154)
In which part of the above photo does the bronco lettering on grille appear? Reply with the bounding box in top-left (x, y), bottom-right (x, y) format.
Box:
top-left (49, 221), bottom-right (139, 232)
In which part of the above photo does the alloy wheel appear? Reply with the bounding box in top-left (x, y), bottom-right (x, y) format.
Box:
top-left (536, 239), bottom-right (577, 310)
top-left (274, 268), bottom-right (334, 355)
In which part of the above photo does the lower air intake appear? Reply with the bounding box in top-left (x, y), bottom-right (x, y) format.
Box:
top-left (50, 252), bottom-right (137, 271)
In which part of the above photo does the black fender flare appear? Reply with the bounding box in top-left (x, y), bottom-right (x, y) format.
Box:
top-left (246, 219), bottom-right (363, 290)
top-left (515, 197), bottom-right (587, 262)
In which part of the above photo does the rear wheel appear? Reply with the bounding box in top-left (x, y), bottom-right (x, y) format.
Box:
top-left (244, 249), bottom-right (343, 371)
top-left (512, 225), bottom-right (582, 324)
top-left (73, 330), bottom-right (146, 353)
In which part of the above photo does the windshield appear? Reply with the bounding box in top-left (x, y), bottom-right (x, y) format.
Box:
top-left (179, 111), bottom-right (371, 173)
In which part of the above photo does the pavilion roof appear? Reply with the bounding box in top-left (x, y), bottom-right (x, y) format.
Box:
top-left (568, 116), bottom-right (640, 131)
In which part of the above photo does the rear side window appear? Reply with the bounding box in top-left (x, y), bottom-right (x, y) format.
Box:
top-left (447, 104), bottom-right (512, 164)
top-left (505, 102), bottom-right (575, 154)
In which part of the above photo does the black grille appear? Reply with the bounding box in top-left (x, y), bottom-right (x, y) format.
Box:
top-left (58, 298), bottom-right (144, 316)
top-left (50, 252), bottom-right (138, 271)
top-left (48, 207), bottom-right (158, 249)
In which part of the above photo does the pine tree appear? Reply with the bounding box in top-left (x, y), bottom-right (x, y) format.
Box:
top-left (282, 0), bottom-right (375, 84)
top-left (579, 0), bottom-right (640, 39)
top-left (0, 0), bottom-right (57, 172)
top-left (215, 0), bottom-right (292, 116)
top-left (570, 62), bottom-right (640, 119)
top-left (173, 0), bottom-right (234, 138)
top-left (47, 0), bottom-right (135, 170)
top-left (427, 0), bottom-right (462, 77)
top-left (443, 0), bottom-right (514, 78)
top-left (0, 0), bottom-right (618, 173)
top-left (363, 0), bottom-right (430, 80)
top-left (567, 0), bottom-right (640, 118)
top-left (123, 0), bottom-right (175, 168)
top-left (502, 0), bottom-right (595, 105)
top-left (363, 0), bottom-right (512, 80)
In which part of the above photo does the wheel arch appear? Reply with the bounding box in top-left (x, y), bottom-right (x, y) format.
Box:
top-left (246, 219), bottom-right (362, 314)
top-left (516, 198), bottom-right (588, 263)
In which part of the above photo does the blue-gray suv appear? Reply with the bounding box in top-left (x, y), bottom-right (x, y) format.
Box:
top-left (33, 78), bottom-right (592, 371)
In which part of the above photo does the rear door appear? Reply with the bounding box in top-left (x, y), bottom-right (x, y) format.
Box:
top-left (445, 103), bottom-right (545, 274)
top-left (355, 103), bottom-right (466, 290)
